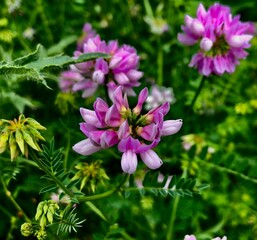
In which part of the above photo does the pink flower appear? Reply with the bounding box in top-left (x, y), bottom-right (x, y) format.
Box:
top-left (184, 235), bottom-right (227, 240)
top-left (77, 23), bottom-right (97, 51)
top-left (73, 87), bottom-right (183, 174)
top-left (178, 3), bottom-right (255, 76)
top-left (61, 31), bottom-right (143, 99)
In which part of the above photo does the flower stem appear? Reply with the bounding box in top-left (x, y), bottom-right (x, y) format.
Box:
top-left (0, 175), bottom-right (31, 223)
top-left (157, 37), bottom-right (163, 86)
top-left (195, 158), bottom-right (257, 184)
top-left (190, 75), bottom-right (207, 109)
top-left (77, 174), bottom-right (129, 202)
top-left (166, 169), bottom-right (188, 240)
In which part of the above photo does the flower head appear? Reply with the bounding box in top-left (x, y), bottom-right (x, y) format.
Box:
top-left (145, 85), bottom-right (176, 110)
top-left (0, 114), bottom-right (46, 160)
top-left (184, 235), bottom-right (227, 240)
top-left (58, 24), bottom-right (143, 99)
top-left (73, 86), bottom-right (182, 174)
top-left (178, 3), bottom-right (255, 76)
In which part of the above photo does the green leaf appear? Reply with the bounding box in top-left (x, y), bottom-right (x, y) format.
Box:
top-left (39, 184), bottom-right (58, 194)
top-left (25, 52), bottom-right (111, 70)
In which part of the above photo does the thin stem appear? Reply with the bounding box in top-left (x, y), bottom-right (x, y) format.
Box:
top-left (157, 37), bottom-right (163, 86)
top-left (143, 0), bottom-right (154, 18)
top-left (166, 169), bottom-right (188, 240)
top-left (77, 174), bottom-right (129, 202)
top-left (63, 129), bottom-right (71, 171)
top-left (0, 175), bottom-right (31, 223)
top-left (36, 0), bottom-right (54, 45)
top-left (195, 158), bottom-right (257, 184)
top-left (190, 75), bottom-right (207, 109)
top-left (30, 150), bottom-right (75, 199)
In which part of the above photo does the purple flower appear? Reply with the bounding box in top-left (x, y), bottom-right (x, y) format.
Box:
top-left (73, 86), bottom-right (182, 174)
top-left (77, 23), bottom-right (97, 51)
top-left (184, 235), bottom-right (227, 240)
top-left (58, 25), bottom-right (143, 99)
top-left (178, 3), bottom-right (255, 76)
top-left (145, 85), bottom-right (176, 110)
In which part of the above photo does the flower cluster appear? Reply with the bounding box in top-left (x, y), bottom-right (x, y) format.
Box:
top-left (59, 24), bottom-right (143, 99)
top-left (145, 84), bottom-right (176, 110)
top-left (184, 235), bottom-right (227, 240)
top-left (73, 86), bottom-right (182, 174)
top-left (178, 3), bottom-right (255, 76)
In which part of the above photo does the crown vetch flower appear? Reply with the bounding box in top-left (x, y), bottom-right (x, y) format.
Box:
top-left (73, 86), bottom-right (182, 174)
top-left (59, 25), bottom-right (143, 99)
top-left (178, 3), bottom-right (255, 76)
top-left (184, 235), bottom-right (227, 240)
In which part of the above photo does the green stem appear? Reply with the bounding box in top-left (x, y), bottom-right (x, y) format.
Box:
top-left (36, 0), bottom-right (54, 45)
top-left (143, 0), bottom-right (154, 18)
top-left (157, 37), bottom-right (163, 86)
top-left (166, 169), bottom-right (188, 240)
top-left (190, 75), bottom-right (207, 109)
top-left (30, 150), bottom-right (75, 199)
top-left (195, 158), bottom-right (257, 184)
top-left (0, 176), bottom-right (31, 223)
top-left (63, 129), bottom-right (71, 171)
top-left (77, 174), bottom-right (129, 202)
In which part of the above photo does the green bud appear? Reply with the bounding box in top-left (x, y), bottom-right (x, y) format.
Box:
top-left (26, 118), bottom-right (47, 130)
top-left (35, 201), bottom-right (45, 220)
top-left (15, 129), bottom-right (25, 154)
top-left (0, 129), bottom-right (9, 154)
top-left (46, 210), bottom-right (53, 224)
top-left (35, 229), bottom-right (47, 240)
top-left (22, 130), bottom-right (41, 151)
top-left (9, 133), bottom-right (19, 161)
top-left (43, 203), bottom-right (49, 215)
top-left (20, 222), bottom-right (33, 237)
top-left (48, 204), bottom-right (56, 215)
top-left (39, 215), bottom-right (47, 228)
top-left (26, 125), bottom-right (45, 141)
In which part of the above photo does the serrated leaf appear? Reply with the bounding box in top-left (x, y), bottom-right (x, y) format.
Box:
top-left (25, 52), bottom-right (110, 70)
top-left (9, 44), bottom-right (46, 66)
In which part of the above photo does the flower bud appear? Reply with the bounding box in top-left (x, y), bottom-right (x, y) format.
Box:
top-left (20, 222), bottom-right (33, 237)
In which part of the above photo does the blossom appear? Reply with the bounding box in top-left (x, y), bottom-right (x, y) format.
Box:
top-left (73, 86), bottom-right (182, 174)
top-left (184, 235), bottom-right (227, 240)
top-left (178, 3), bottom-right (255, 76)
top-left (77, 23), bottom-right (97, 51)
top-left (145, 85), bottom-right (176, 110)
top-left (59, 24), bottom-right (143, 99)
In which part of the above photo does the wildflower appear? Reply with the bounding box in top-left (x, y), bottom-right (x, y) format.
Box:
top-left (23, 27), bottom-right (35, 40)
top-left (145, 85), bottom-right (176, 110)
top-left (73, 86), bottom-right (182, 174)
top-left (184, 235), bottom-right (227, 240)
top-left (178, 3), bottom-right (255, 76)
top-left (71, 160), bottom-right (110, 192)
top-left (144, 16), bottom-right (169, 35)
top-left (77, 23), bottom-right (97, 51)
top-left (59, 28), bottom-right (143, 99)
top-left (0, 114), bottom-right (46, 160)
